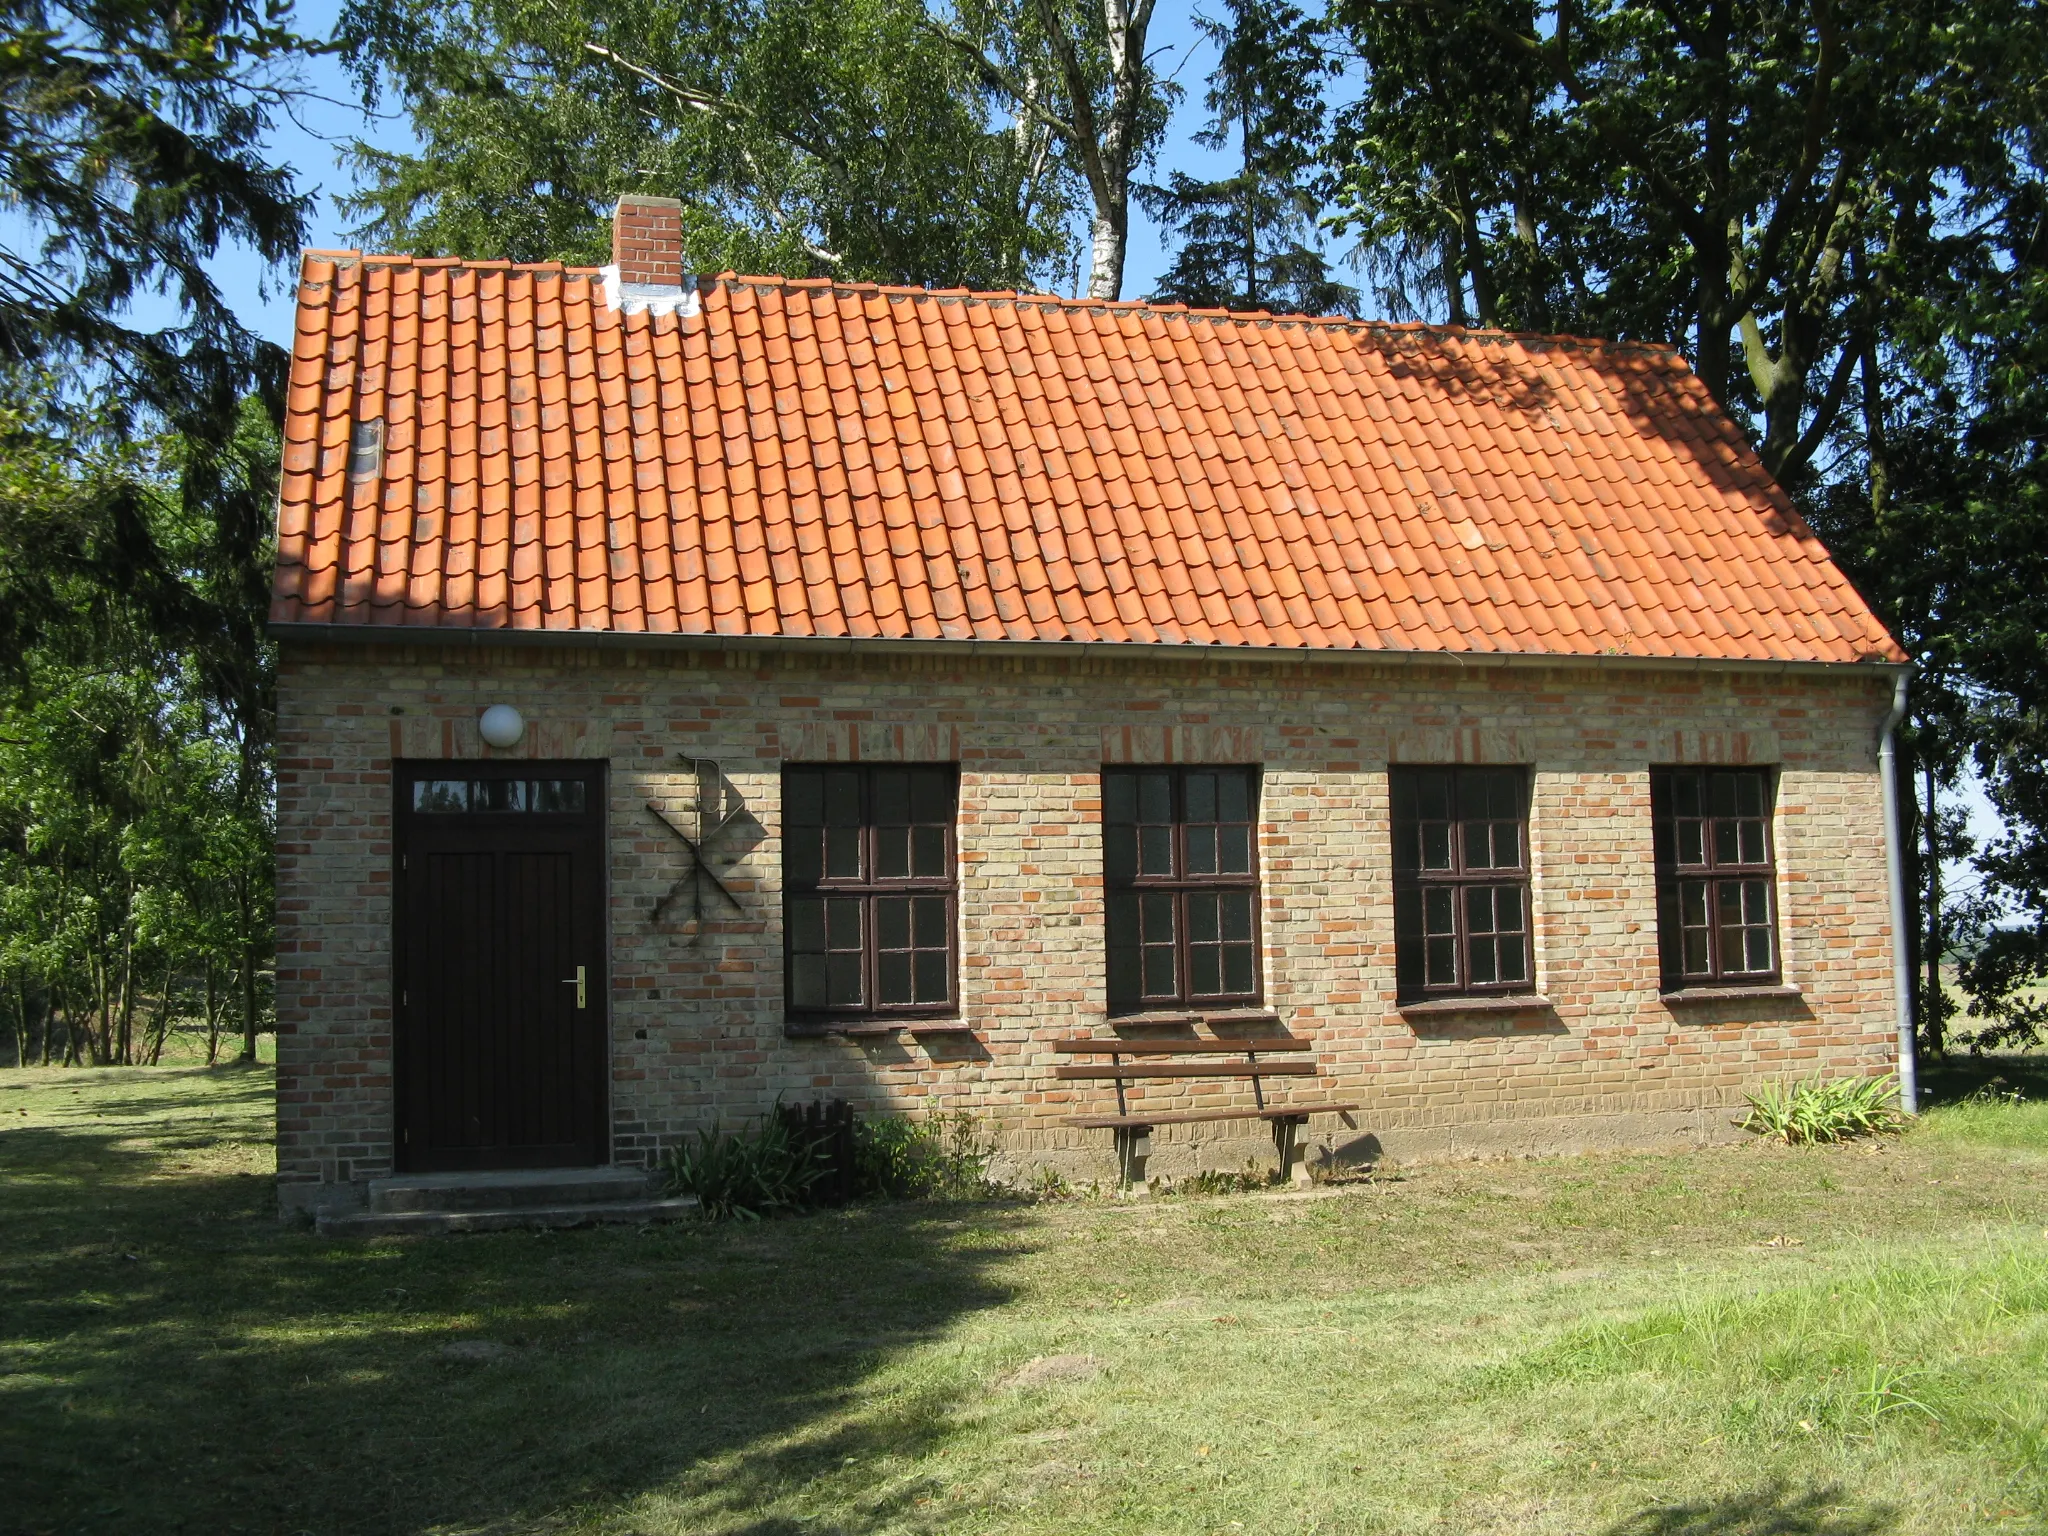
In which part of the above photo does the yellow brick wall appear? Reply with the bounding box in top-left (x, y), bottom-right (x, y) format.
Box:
top-left (273, 641), bottom-right (1903, 1208)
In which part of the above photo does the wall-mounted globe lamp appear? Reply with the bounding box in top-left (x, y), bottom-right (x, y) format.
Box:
top-left (478, 705), bottom-right (525, 749)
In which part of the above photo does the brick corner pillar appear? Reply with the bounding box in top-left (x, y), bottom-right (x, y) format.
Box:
top-left (613, 196), bottom-right (686, 286)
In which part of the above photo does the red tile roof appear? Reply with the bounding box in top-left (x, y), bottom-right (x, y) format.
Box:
top-left (271, 253), bottom-right (1904, 665)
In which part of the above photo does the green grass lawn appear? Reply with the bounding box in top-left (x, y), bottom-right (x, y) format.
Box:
top-left (3, 1065), bottom-right (2045, 1535)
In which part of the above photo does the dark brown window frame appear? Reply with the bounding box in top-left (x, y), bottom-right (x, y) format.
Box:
top-left (1103, 765), bottom-right (1263, 1013)
top-left (781, 763), bottom-right (959, 1022)
top-left (1391, 765), bottom-right (1536, 1004)
top-left (1651, 766), bottom-right (1782, 988)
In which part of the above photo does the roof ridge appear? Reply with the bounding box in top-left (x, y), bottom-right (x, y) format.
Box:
top-left (709, 271), bottom-right (1681, 357)
top-left (294, 248), bottom-right (1684, 358)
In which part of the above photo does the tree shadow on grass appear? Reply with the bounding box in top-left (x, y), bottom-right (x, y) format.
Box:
top-left (2, 1099), bottom-right (1025, 1536)
top-left (1918, 1049), bottom-right (2048, 1107)
top-left (1602, 1483), bottom-right (1898, 1536)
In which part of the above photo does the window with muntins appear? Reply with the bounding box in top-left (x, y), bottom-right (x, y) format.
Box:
top-left (1391, 766), bottom-right (1534, 1002)
top-left (782, 765), bottom-right (957, 1019)
top-left (1103, 766), bottom-right (1261, 1011)
top-left (409, 777), bottom-right (588, 814)
top-left (1651, 767), bottom-right (1780, 987)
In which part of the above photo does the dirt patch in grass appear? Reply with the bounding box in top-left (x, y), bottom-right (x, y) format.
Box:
top-left (1000, 1353), bottom-right (1103, 1390)
top-left (3, 1064), bottom-right (2045, 1534)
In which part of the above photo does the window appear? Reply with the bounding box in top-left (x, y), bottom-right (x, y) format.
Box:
top-left (409, 777), bottom-right (588, 814)
top-left (1103, 766), bottom-right (1261, 1011)
top-left (1391, 766), bottom-right (1533, 1001)
top-left (782, 765), bottom-right (957, 1018)
top-left (1652, 767), bottom-right (1780, 987)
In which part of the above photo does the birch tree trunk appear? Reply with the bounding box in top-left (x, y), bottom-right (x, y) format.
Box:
top-left (1027, 0), bottom-right (1158, 301)
top-left (116, 908), bottom-right (137, 1067)
top-left (145, 955), bottom-right (176, 1066)
top-left (238, 872), bottom-right (260, 1063)
top-left (205, 959), bottom-right (222, 1066)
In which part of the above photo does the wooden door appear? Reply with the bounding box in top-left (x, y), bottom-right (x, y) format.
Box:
top-left (394, 761), bottom-right (607, 1171)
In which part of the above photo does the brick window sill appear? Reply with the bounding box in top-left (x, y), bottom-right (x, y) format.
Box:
top-left (1398, 994), bottom-right (1553, 1020)
top-left (1660, 984), bottom-right (1803, 1004)
top-left (783, 1020), bottom-right (976, 1039)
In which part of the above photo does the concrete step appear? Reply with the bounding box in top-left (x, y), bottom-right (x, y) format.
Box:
top-left (368, 1166), bottom-right (656, 1213)
top-left (318, 1194), bottom-right (699, 1238)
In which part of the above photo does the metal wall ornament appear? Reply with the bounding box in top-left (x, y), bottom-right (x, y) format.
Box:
top-left (647, 757), bottom-right (758, 938)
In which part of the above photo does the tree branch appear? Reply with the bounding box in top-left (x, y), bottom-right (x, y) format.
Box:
top-left (1376, 0), bottom-right (1716, 255)
top-left (1738, 305), bottom-right (1775, 402)
top-left (582, 41), bottom-right (855, 177)
top-left (917, 15), bottom-right (1079, 142)
top-left (1750, 0), bottom-right (1841, 293)
top-left (1029, 0), bottom-right (1112, 211)
top-left (1784, 334), bottom-right (1860, 476)
top-left (583, 43), bottom-right (748, 122)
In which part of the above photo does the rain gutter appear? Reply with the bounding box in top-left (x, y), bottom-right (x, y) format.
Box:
top-left (267, 623), bottom-right (1910, 682)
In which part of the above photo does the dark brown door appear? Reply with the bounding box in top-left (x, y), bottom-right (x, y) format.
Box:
top-left (394, 761), bottom-right (607, 1171)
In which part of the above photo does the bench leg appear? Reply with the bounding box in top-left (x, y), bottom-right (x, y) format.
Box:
top-left (1113, 1126), bottom-right (1152, 1192)
top-left (1272, 1117), bottom-right (1313, 1188)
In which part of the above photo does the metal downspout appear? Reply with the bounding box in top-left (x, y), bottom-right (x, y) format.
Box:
top-left (1878, 670), bottom-right (1918, 1113)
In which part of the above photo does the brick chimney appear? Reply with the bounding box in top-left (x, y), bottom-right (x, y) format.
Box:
top-left (612, 196), bottom-right (685, 287)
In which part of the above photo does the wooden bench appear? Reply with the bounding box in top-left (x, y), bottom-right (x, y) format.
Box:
top-left (1054, 1034), bottom-right (1358, 1188)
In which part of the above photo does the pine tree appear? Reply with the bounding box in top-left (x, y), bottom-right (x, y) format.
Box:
top-left (1141, 0), bottom-right (1355, 316)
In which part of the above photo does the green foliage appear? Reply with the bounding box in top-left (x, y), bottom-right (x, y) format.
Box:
top-left (852, 1107), bottom-right (1001, 1200)
top-left (338, 0), bottom-right (1081, 290)
top-left (661, 1113), bottom-right (824, 1219)
top-left (665, 1105), bottom-right (1001, 1218)
top-left (0, 0), bottom-right (302, 1068)
top-left (0, 0), bottom-right (308, 750)
top-left (0, 392), bottom-right (274, 1068)
top-left (1159, 1163), bottom-right (1277, 1196)
top-left (1138, 0), bottom-right (1355, 316)
top-left (0, 0), bottom-right (309, 416)
top-left (1739, 1074), bottom-right (1904, 1145)
top-left (1022, 1163), bottom-right (1075, 1199)
top-left (1328, 0), bottom-right (2039, 474)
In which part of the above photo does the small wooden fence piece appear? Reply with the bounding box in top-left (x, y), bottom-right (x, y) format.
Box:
top-left (776, 1097), bottom-right (857, 1205)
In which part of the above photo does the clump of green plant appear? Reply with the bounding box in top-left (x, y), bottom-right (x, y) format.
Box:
top-left (664, 1103), bottom-right (1003, 1217)
top-left (662, 1113), bottom-right (824, 1219)
top-left (1961, 1079), bottom-right (2027, 1108)
top-left (853, 1108), bottom-right (1000, 1199)
top-left (1739, 1074), bottom-right (1903, 1145)
top-left (1023, 1165), bottom-right (1075, 1200)
top-left (1161, 1164), bottom-right (1276, 1196)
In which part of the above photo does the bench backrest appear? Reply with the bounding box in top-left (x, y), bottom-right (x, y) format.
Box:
top-left (1052, 1036), bottom-right (1319, 1114)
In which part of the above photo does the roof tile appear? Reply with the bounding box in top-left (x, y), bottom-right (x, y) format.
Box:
top-left (272, 257), bottom-right (1904, 665)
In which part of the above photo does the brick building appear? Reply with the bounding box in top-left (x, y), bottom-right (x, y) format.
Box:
top-left (270, 198), bottom-right (1912, 1215)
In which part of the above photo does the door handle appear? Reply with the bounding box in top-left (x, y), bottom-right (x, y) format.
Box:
top-left (561, 965), bottom-right (587, 1009)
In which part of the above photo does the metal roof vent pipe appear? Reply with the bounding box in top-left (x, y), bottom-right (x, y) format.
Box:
top-left (602, 195), bottom-right (700, 318)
